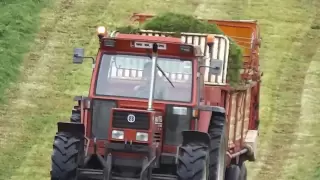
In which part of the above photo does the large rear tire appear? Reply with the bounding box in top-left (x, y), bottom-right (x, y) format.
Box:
top-left (176, 115), bottom-right (227, 180)
top-left (70, 108), bottom-right (81, 123)
top-left (50, 132), bottom-right (82, 180)
top-left (208, 115), bottom-right (227, 180)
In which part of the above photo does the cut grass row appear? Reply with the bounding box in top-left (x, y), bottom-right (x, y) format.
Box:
top-left (0, 0), bottom-right (49, 102)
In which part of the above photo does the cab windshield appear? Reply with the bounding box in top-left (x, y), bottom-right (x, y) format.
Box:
top-left (95, 54), bottom-right (193, 102)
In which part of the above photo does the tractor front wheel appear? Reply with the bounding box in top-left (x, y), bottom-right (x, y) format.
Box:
top-left (176, 115), bottom-right (227, 180)
top-left (176, 145), bottom-right (209, 180)
top-left (50, 132), bottom-right (82, 180)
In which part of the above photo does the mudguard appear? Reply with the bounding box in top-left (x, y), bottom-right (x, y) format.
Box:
top-left (57, 122), bottom-right (85, 137)
top-left (73, 96), bottom-right (83, 101)
top-left (73, 96), bottom-right (83, 106)
top-left (181, 130), bottom-right (211, 147)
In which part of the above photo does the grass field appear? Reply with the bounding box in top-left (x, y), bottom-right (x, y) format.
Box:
top-left (0, 0), bottom-right (49, 102)
top-left (0, 0), bottom-right (319, 180)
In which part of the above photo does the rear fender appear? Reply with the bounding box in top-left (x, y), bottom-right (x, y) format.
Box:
top-left (73, 96), bottom-right (82, 105)
top-left (197, 105), bottom-right (226, 132)
top-left (72, 96), bottom-right (91, 124)
top-left (57, 122), bottom-right (85, 137)
top-left (177, 131), bottom-right (211, 164)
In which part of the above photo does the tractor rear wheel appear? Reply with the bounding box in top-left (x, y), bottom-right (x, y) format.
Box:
top-left (176, 115), bottom-right (227, 180)
top-left (70, 109), bottom-right (81, 123)
top-left (50, 132), bottom-right (82, 180)
top-left (208, 115), bottom-right (227, 180)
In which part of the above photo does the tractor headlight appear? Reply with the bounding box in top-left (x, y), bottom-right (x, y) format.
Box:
top-left (136, 132), bottom-right (148, 142)
top-left (112, 130), bottom-right (124, 140)
top-left (97, 26), bottom-right (106, 35)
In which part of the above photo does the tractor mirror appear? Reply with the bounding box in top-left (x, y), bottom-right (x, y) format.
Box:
top-left (73, 48), bottom-right (85, 64)
top-left (209, 59), bottom-right (223, 75)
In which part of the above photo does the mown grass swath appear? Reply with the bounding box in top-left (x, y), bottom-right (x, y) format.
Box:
top-left (0, 0), bottom-right (48, 102)
top-left (116, 12), bottom-right (243, 85)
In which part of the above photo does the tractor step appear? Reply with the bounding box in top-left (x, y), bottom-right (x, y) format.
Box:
top-left (77, 168), bottom-right (177, 180)
top-left (77, 168), bottom-right (104, 180)
top-left (151, 174), bottom-right (177, 180)
top-left (113, 175), bottom-right (176, 180)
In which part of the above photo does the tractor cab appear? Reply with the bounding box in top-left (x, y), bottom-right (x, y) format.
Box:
top-left (94, 37), bottom-right (195, 104)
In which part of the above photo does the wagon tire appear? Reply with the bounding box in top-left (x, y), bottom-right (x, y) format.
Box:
top-left (239, 162), bottom-right (247, 180)
top-left (225, 164), bottom-right (241, 180)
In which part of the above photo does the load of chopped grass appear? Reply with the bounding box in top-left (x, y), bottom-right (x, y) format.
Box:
top-left (116, 12), bottom-right (243, 85)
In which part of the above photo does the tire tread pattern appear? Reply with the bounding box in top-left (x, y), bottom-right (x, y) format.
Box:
top-left (208, 115), bottom-right (226, 179)
top-left (177, 145), bottom-right (207, 180)
top-left (70, 108), bottom-right (81, 123)
top-left (176, 115), bottom-right (226, 180)
top-left (51, 132), bottom-right (80, 180)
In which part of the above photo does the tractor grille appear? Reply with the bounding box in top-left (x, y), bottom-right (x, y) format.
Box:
top-left (112, 110), bottom-right (150, 130)
top-left (91, 100), bottom-right (117, 139)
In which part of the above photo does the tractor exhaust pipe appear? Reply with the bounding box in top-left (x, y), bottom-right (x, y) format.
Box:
top-left (147, 43), bottom-right (158, 111)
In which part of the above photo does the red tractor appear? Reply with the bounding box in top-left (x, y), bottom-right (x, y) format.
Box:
top-left (50, 14), bottom-right (261, 180)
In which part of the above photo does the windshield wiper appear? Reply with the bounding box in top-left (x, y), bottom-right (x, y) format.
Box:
top-left (156, 64), bottom-right (175, 88)
top-left (146, 51), bottom-right (175, 88)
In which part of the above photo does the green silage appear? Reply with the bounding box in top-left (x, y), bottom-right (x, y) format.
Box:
top-left (116, 12), bottom-right (243, 84)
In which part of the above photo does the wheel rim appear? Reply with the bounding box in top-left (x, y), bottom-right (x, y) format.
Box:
top-left (216, 135), bottom-right (226, 180)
